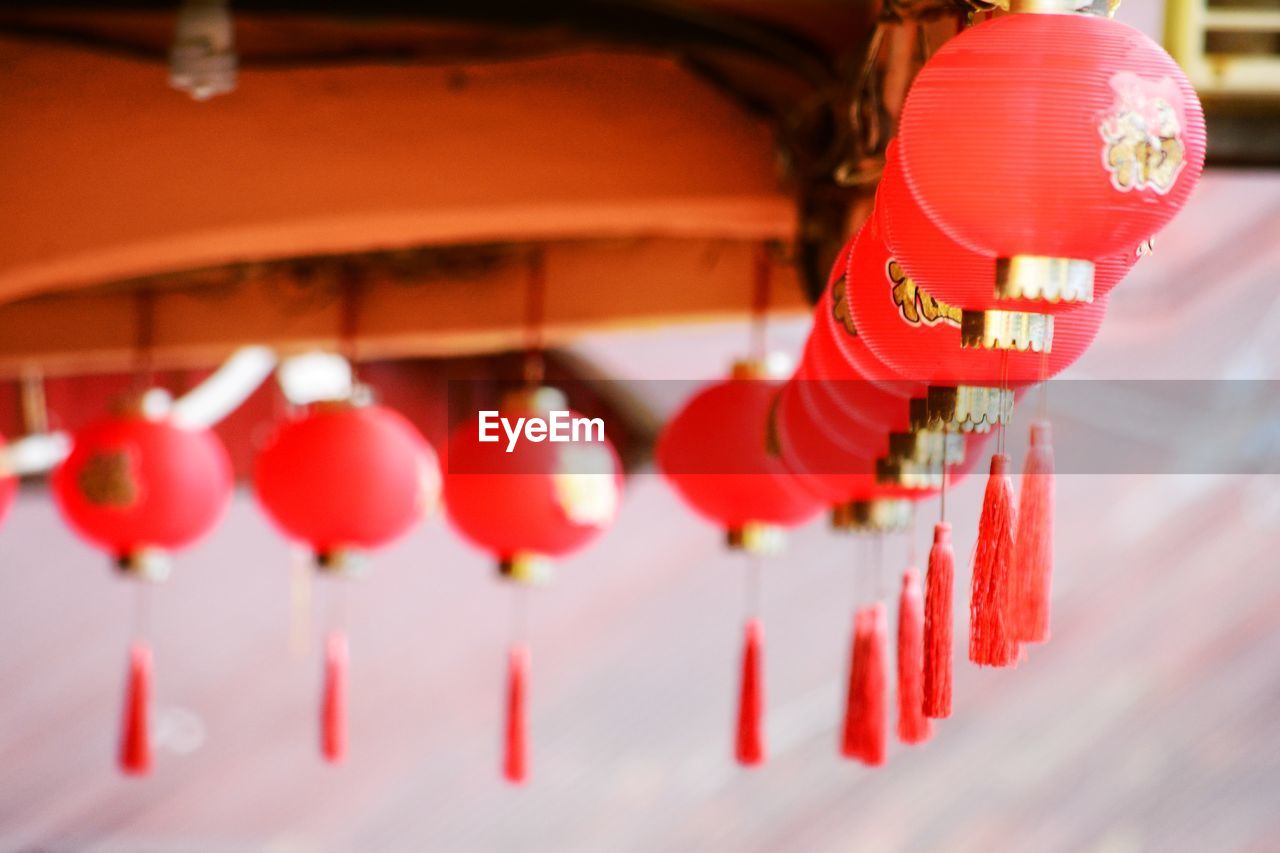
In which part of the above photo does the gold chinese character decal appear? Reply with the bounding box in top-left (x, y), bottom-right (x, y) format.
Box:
top-left (78, 450), bottom-right (140, 507)
top-left (831, 276), bottom-right (858, 338)
top-left (1100, 72), bottom-right (1186, 195)
top-left (887, 259), bottom-right (961, 329)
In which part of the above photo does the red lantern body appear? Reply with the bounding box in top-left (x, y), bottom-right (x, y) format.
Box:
top-left (658, 374), bottom-right (822, 531)
top-left (878, 142), bottom-right (1138, 312)
top-left (846, 221), bottom-right (1108, 387)
top-left (0, 434), bottom-right (16, 529)
top-left (255, 403), bottom-right (440, 557)
top-left (53, 414), bottom-right (232, 560)
top-left (898, 14), bottom-right (1204, 267)
top-left (444, 398), bottom-right (622, 562)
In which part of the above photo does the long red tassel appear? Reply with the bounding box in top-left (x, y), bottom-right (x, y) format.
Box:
top-left (321, 631), bottom-right (348, 764)
top-left (897, 570), bottom-right (932, 744)
top-left (970, 454), bottom-right (1018, 667)
top-left (735, 618), bottom-right (765, 766)
top-left (923, 522), bottom-right (954, 718)
top-left (504, 644), bottom-right (530, 784)
top-left (119, 642), bottom-right (153, 775)
top-left (841, 603), bottom-right (887, 766)
top-left (1012, 420), bottom-right (1055, 643)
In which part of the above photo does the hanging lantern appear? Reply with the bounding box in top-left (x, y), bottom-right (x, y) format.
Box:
top-left (845, 219), bottom-right (1105, 431)
top-left (897, 10), bottom-right (1205, 303)
top-left (51, 398), bottom-right (233, 776)
top-left (657, 363), bottom-right (822, 548)
top-left (0, 433), bottom-right (17, 529)
top-left (254, 401), bottom-right (440, 569)
top-left (445, 385), bottom-right (622, 784)
top-left (254, 397), bottom-right (440, 764)
top-left (658, 362), bottom-right (822, 768)
top-left (878, 141), bottom-right (1140, 322)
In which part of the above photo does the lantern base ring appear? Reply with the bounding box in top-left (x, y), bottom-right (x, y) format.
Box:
top-left (995, 255), bottom-right (1094, 304)
top-left (499, 552), bottom-right (553, 586)
top-left (315, 547), bottom-right (370, 578)
top-left (725, 522), bottom-right (784, 555)
top-left (887, 429), bottom-right (966, 466)
top-left (875, 458), bottom-right (944, 490)
top-left (960, 309), bottom-right (1054, 353)
top-left (830, 499), bottom-right (913, 533)
top-left (115, 548), bottom-right (172, 582)
top-left (911, 386), bottom-right (1014, 433)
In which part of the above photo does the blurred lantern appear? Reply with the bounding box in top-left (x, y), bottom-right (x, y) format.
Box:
top-left (0, 434), bottom-right (17, 530)
top-left (445, 386), bottom-right (622, 784)
top-left (878, 141), bottom-right (1140, 320)
top-left (254, 395), bottom-right (440, 764)
top-left (52, 394), bottom-right (233, 775)
top-left (897, 10), bottom-right (1204, 304)
top-left (658, 361), bottom-right (822, 767)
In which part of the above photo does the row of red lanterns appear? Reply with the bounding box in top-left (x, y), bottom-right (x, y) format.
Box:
top-left (32, 388), bottom-right (621, 780)
top-left (658, 3), bottom-right (1204, 768)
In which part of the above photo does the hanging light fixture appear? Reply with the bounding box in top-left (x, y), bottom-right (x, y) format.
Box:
top-left (896, 7), bottom-right (1205, 303)
top-left (51, 392), bottom-right (233, 775)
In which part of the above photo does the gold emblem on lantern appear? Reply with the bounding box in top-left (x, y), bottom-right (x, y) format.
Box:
top-left (831, 276), bottom-right (858, 338)
top-left (78, 450), bottom-right (140, 507)
top-left (887, 259), bottom-right (961, 329)
top-left (1100, 72), bottom-right (1186, 195)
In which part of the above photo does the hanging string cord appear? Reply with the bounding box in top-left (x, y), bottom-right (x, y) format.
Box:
top-left (908, 502), bottom-right (919, 567)
top-left (750, 243), bottom-right (771, 362)
top-left (873, 533), bottom-right (886, 602)
top-left (510, 583), bottom-right (531, 648)
top-left (1037, 345), bottom-right (1050, 421)
top-left (745, 553), bottom-right (763, 620)
top-left (939, 421), bottom-right (949, 522)
top-left (131, 582), bottom-right (152, 644)
top-left (134, 288), bottom-right (157, 392)
top-left (523, 248), bottom-right (547, 388)
top-left (340, 265), bottom-right (362, 387)
top-left (998, 349), bottom-right (1010, 457)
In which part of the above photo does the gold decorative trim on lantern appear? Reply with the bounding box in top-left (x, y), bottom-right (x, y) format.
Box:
top-left (921, 384), bottom-right (1008, 432)
top-left (315, 547), bottom-right (371, 577)
top-left (887, 429), bottom-right (966, 466)
top-left (876, 458), bottom-right (943, 490)
top-left (995, 256), bottom-right (1094, 303)
top-left (726, 522), bottom-right (784, 555)
top-left (498, 552), bottom-right (553, 585)
top-left (115, 548), bottom-right (172, 582)
top-left (830, 499), bottom-right (913, 533)
top-left (960, 309), bottom-right (1054, 353)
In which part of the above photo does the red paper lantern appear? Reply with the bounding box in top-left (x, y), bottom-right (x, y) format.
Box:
top-left (0, 434), bottom-right (16, 529)
top-left (877, 142), bottom-right (1139, 313)
top-left (657, 367), bottom-right (823, 537)
top-left (53, 411), bottom-right (233, 567)
top-left (254, 402), bottom-right (440, 564)
top-left (444, 388), bottom-right (622, 573)
top-left (846, 219), bottom-right (1108, 388)
top-left (897, 12), bottom-right (1204, 302)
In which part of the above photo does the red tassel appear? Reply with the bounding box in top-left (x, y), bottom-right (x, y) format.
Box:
top-left (923, 522), bottom-right (954, 718)
top-left (897, 569), bottom-right (932, 744)
top-left (1012, 420), bottom-right (1055, 644)
top-left (735, 618), bottom-right (765, 766)
top-left (119, 642), bottom-right (152, 776)
top-left (321, 631), bottom-right (348, 764)
top-left (504, 644), bottom-right (530, 784)
top-left (970, 454), bottom-right (1019, 667)
top-left (841, 603), bottom-right (887, 766)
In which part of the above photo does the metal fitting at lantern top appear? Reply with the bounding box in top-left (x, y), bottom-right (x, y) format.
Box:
top-left (725, 522), bottom-right (785, 555)
top-left (995, 256), bottom-right (1095, 304)
top-left (314, 547), bottom-right (371, 578)
top-left (830, 499), bottom-right (912, 534)
top-left (887, 429), bottom-right (966, 467)
top-left (875, 458), bottom-right (943, 490)
top-left (498, 552), bottom-right (554, 586)
top-left (115, 548), bottom-right (172, 583)
top-left (960, 309), bottom-right (1055, 353)
top-left (920, 386), bottom-right (1014, 432)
